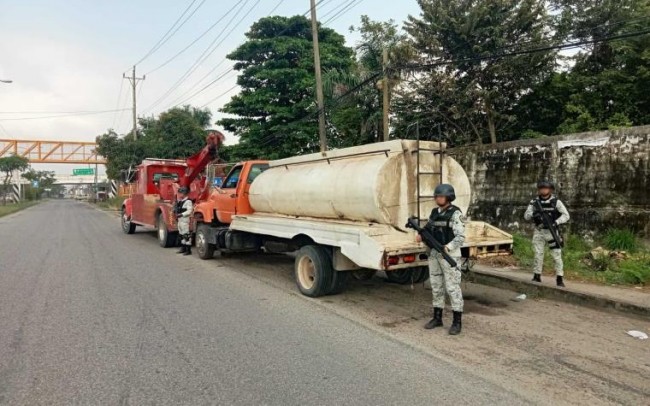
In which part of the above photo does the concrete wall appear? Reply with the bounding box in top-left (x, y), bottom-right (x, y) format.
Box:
top-left (449, 126), bottom-right (650, 237)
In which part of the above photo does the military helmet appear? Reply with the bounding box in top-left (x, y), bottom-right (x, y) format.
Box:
top-left (178, 186), bottom-right (190, 194)
top-left (434, 183), bottom-right (456, 202)
top-left (536, 180), bottom-right (555, 190)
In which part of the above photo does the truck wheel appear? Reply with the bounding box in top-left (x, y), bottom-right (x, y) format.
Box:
top-left (157, 214), bottom-right (177, 248)
top-left (386, 269), bottom-right (414, 285)
top-left (121, 207), bottom-right (136, 234)
top-left (412, 266), bottom-right (429, 284)
top-left (195, 224), bottom-right (215, 260)
top-left (328, 271), bottom-right (350, 295)
top-left (294, 245), bottom-right (334, 298)
top-left (351, 269), bottom-right (377, 281)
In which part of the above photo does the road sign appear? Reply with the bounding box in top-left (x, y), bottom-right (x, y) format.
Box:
top-left (73, 168), bottom-right (94, 176)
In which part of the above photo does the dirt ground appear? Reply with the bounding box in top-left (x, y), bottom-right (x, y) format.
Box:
top-left (208, 252), bottom-right (649, 405)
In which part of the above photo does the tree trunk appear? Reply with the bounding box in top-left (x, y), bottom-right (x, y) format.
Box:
top-left (486, 102), bottom-right (497, 144)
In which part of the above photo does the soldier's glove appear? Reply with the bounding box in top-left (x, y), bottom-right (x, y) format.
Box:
top-left (532, 212), bottom-right (542, 222)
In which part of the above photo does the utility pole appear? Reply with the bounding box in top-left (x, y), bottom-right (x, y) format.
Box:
top-left (309, 0), bottom-right (327, 153)
top-left (382, 48), bottom-right (390, 142)
top-left (123, 66), bottom-right (145, 139)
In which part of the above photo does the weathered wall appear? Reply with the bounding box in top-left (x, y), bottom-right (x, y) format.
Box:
top-left (449, 126), bottom-right (650, 237)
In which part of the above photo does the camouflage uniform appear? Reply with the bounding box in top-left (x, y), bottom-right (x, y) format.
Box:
top-left (176, 197), bottom-right (193, 247)
top-left (524, 196), bottom-right (570, 276)
top-left (427, 207), bottom-right (465, 312)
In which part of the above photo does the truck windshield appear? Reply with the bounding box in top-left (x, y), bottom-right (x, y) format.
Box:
top-left (153, 173), bottom-right (179, 183)
top-left (223, 166), bottom-right (242, 189)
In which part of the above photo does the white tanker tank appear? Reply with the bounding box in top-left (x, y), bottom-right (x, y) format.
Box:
top-left (248, 140), bottom-right (471, 230)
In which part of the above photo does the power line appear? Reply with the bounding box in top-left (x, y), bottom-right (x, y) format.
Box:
top-left (144, 0), bottom-right (248, 76)
top-left (111, 79), bottom-right (125, 129)
top-left (167, 0), bottom-right (289, 108)
top-left (199, 83), bottom-right (240, 108)
top-left (143, 0), bottom-right (257, 113)
top-left (132, 0), bottom-right (205, 68)
top-left (401, 29), bottom-right (650, 71)
top-left (167, 0), bottom-right (330, 109)
top-left (323, 0), bottom-right (365, 25)
top-left (0, 109), bottom-right (131, 121)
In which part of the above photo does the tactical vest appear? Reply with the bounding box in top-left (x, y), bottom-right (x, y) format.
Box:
top-left (427, 205), bottom-right (461, 245)
top-left (533, 196), bottom-right (560, 227)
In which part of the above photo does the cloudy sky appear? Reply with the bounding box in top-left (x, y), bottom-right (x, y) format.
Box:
top-left (0, 0), bottom-right (421, 175)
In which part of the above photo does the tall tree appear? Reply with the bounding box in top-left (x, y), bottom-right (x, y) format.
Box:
top-left (326, 16), bottom-right (412, 147)
top-left (402, 0), bottom-right (557, 144)
top-left (218, 15), bottom-right (354, 160)
top-left (96, 106), bottom-right (213, 180)
top-left (0, 155), bottom-right (29, 205)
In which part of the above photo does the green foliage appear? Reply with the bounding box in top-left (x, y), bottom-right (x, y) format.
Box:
top-left (96, 196), bottom-right (125, 211)
top-left (21, 169), bottom-right (56, 199)
top-left (96, 106), bottom-right (213, 180)
top-left (400, 0), bottom-right (557, 144)
top-left (604, 229), bottom-right (638, 252)
top-left (0, 155), bottom-right (30, 205)
top-left (0, 200), bottom-right (38, 217)
top-left (512, 233), bottom-right (536, 267)
top-left (218, 15), bottom-right (354, 160)
top-left (602, 256), bottom-right (650, 285)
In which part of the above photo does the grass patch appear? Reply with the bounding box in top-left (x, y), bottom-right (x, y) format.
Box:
top-left (0, 200), bottom-right (39, 218)
top-left (604, 228), bottom-right (638, 252)
top-left (511, 231), bottom-right (650, 286)
top-left (95, 196), bottom-right (125, 211)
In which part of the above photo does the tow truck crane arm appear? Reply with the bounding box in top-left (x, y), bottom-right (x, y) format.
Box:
top-left (179, 130), bottom-right (225, 188)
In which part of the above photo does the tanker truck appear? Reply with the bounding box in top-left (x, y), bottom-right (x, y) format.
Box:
top-left (193, 139), bottom-right (512, 297)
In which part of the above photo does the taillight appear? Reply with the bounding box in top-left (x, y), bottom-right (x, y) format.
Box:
top-left (403, 254), bottom-right (416, 263)
top-left (387, 256), bottom-right (399, 266)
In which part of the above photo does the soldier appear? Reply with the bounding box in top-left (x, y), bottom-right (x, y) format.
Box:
top-left (524, 180), bottom-right (570, 287)
top-left (176, 186), bottom-right (193, 256)
top-left (417, 184), bottom-right (465, 335)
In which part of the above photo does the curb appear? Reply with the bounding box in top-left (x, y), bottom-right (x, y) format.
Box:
top-left (468, 269), bottom-right (650, 320)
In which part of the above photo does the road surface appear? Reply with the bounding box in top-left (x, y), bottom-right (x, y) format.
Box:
top-left (0, 200), bottom-right (522, 405)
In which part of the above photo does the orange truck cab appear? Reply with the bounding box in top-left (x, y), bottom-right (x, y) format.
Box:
top-left (192, 161), bottom-right (269, 258)
top-left (194, 160), bottom-right (269, 225)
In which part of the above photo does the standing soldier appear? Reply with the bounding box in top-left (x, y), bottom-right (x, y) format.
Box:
top-left (176, 186), bottom-right (193, 256)
top-left (524, 181), bottom-right (570, 286)
top-left (417, 184), bottom-right (465, 335)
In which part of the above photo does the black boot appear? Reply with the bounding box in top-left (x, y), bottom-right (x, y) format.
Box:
top-left (449, 311), bottom-right (462, 335)
top-left (183, 246), bottom-right (192, 256)
top-left (177, 246), bottom-right (187, 254)
top-left (424, 307), bottom-right (443, 329)
top-left (532, 273), bottom-right (541, 283)
top-left (556, 275), bottom-right (565, 287)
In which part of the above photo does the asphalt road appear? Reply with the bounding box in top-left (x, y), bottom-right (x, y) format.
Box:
top-left (0, 200), bottom-right (523, 405)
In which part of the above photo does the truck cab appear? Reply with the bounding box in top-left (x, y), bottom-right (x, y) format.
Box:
top-left (194, 160), bottom-right (269, 225)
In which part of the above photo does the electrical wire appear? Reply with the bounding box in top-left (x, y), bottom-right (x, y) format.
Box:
top-left (323, 0), bottom-right (365, 25)
top-left (144, 0), bottom-right (248, 76)
top-left (132, 0), bottom-right (205, 68)
top-left (0, 109), bottom-right (131, 121)
top-left (167, 0), bottom-right (330, 109)
top-left (144, 0), bottom-right (258, 113)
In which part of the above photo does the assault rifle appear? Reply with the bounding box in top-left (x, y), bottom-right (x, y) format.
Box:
top-left (533, 199), bottom-right (564, 248)
top-left (406, 217), bottom-right (457, 267)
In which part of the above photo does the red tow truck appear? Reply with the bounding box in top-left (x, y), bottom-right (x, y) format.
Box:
top-left (120, 131), bottom-right (224, 247)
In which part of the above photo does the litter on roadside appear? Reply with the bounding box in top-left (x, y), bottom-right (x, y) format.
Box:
top-left (626, 330), bottom-right (648, 340)
top-left (511, 294), bottom-right (527, 302)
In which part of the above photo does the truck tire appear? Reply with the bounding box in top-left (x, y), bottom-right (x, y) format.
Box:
top-left (294, 245), bottom-right (334, 298)
top-left (195, 224), bottom-right (215, 260)
top-left (121, 207), bottom-right (136, 234)
top-left (412, 266), bottom-right (429, 284)
top-left (385, 269), bottom-right (414, 285)
top-left (351, 269), bottom-right (377, 281)
top-left (157, 214), bottom-right (177, 248)
top-left (328, 271), bottom-right (350, 295)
